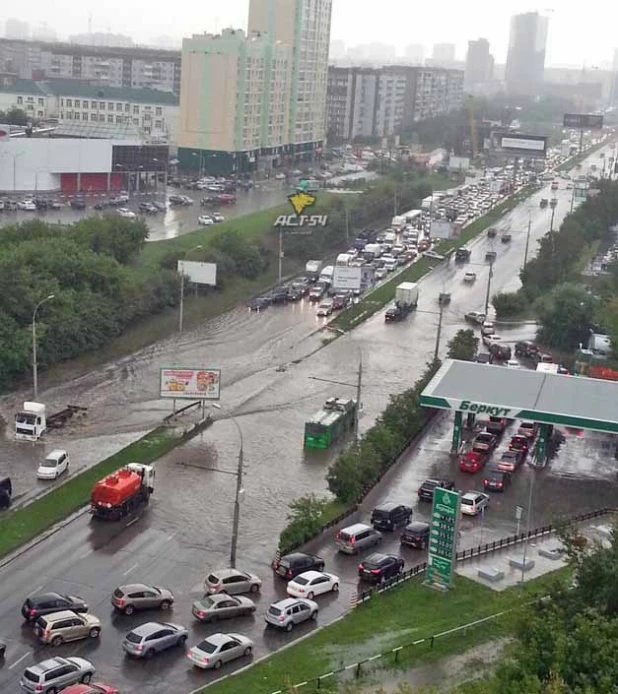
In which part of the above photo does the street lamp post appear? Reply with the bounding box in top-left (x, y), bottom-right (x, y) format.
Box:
top-left (178, 245), bottom-right (203, 333)
top-left (212, 403), bottom-right (244, 569)
top-left (32, 294), bottom-right (55, 400)
top-left (483, 257), bottom-right (494, 317)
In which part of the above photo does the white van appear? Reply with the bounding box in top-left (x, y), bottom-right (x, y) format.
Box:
top-left (319, 265), bottom-right (335, 284)
top-left (37, 449), bottom-right (69, 480)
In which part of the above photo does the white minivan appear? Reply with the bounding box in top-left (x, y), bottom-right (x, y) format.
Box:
top-left (37, 449), bottom-right (70, 480)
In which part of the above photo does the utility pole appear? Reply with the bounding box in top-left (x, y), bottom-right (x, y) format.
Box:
top-left (520, 468), bottom-right (536, 585)
top-left (393, 187), bottom-right (398, 217)
top-left (354, 355), bottom-right (362, 443)
top-left (434, 302), bottom-right (444, 362)
top-left (523, 218), bottom-right (531, 266)
top-left (549, 203), bottom-right (556, 232)
top-left (32, 294), bottom-right (55, 400)
top-left (278, 228), bottom-right (283, 285)
top-left (483, 257), bottom-right (494, 317)
top-left (579, 128), bottom-right (584, 155)
top-left (345, 207), bottom-right (350, 246)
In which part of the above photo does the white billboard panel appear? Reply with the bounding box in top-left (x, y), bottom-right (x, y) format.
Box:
top-left (333, 266), bottom-right (362, 291)
top-left (178, 260), bottom-right (217, 286)
top-left (449, 156), bottom-right (470, 171)
top-left (500, 136), bottom-right (546, 153)
top-left (431, 221), bottom-right (456, 239)
top-left (159, 367), bottom-right (221, 400)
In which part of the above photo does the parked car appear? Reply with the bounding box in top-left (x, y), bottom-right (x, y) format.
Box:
top-left (192, 594), bottom-right (256, 622)
top-left (424, 250), bottom-right (445, 261)
top-left (489, 343), bottom-right (512, 361)
top-left (358, 553), bottom-right (404, 583)
top-left (187, 633), bottom-right (253, 669)
top-left (60, 683), bottom-right (118, 694)
top-left (370, 503), bottom-right (412, 531)
top-left (316, 299), bottom-right (334, 317)
top-left (22, 592), bottom-right (88, 622)
top-left (18, 200), bottom-right (37, 211)
top-left (400, 521), bottom-right (430, 549)
top-left (250, 296), bottom-right (271, 311)
top-left (117, 208), bottom-right (136, 219)
top-left (204, 568), bottom-right (262, 595)
top-left (459, 451), bottom-right (485, 473)
top-left (417, 478), bottom-right (455, 501)
top-left (36, 449), bottom-right (69, 480)
top-left (465, 311), bottom-right (486, 325)
top-left (481, 321), bottom-right (495, 336)
top-left (111, 584), bottom-right (174, 615)
top-left (475, 352), bottom-right (493, 364)
top-left (34, 610), bottom-right (101, 646)
top-left (509, 435), bottom-right (530, 456)
top-left (272, 552), bottom-right (325, 580)
top-left (515, 341), bottom-right (539, 358)
top-left (152, 201), bottom-right (167, 212)
top-left (463, 271), bottom-right (477, 283)
top-left (335, 523), bottom-right (382, 555)
top-left (472, 432), bottom-right (497, 454)
top-left (460, 491), bottom-right (490, 516)
top-left (518, 421), bottom-right (539, 439)
top-left (20, 657), bottom-right (95, 694)
top-left (483, 466), bottom-right (511, 492)
top-left (198, 214), bottom-right (214, 226)
top-left (497, 449), bottom-right (524, 473)
top-left (506, 359), bottom-right (520, 369)
top-left (211, 212), bottom-right (225, 222)
top-left (138, 202), bottom-right (158, 214)
top-left (286, 571), bottom-right (340, 599)
top-left (70, 198), bottom-right (86, 210)
top-left (264, 598), bottom-right (318, 631)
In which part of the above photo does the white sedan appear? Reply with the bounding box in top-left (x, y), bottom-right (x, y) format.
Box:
top-left (211, 212), bottom-right (225, 222)
top-left (18, 200), bottom-right (37, 211)
top-left (198, 215), bottom-right (214, 226)
top-left (286, 571), bottom-right (340, 599)
top-left (117, 208), bottom-right (136, 219)
top-left (463, 271), bottom-right (477, 283)
top-left (461, 491), bottom-right (490, 516)
top-left (187, 632), bottom-right (253, 670)
top-left (506, 359), bottom-right (520, 369)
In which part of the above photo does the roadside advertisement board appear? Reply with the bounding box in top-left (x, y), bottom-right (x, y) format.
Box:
top-left (448, 156), bottom-right (470, 172)
top-left (431, 221), bottom-right (456, 239)
top-left (159, 367), bottom-right (221, 400)
top-left (333, 266), bottom-right (362, 291)
top-left (426, 487), bottom-right (460, 590)
top-left (563, 113), bottom-right (604, 130)
top-left (177, 260), bottom-right (217, 287)
top-left (498, 134), bottom-right (548, 158)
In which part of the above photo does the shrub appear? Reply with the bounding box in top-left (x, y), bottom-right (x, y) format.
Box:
top-left (278, 495), bottom-right (330, 552)
top-left (492, 291), bottom-right (528, 319)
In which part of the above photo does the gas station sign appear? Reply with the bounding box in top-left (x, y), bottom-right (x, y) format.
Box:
top-left (427, 487), bottom-right (460, 590)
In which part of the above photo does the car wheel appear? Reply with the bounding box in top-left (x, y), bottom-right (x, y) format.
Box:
top-left (244, 646), bottom-right (253, 656)
top-left (81, 673), bottom-right (93, 684)
top-left (123, 604), bottom-right (134, 615)
top-left (46, 688), bottom-right (58, 694)
top-left (178, 634), bottom-right (188, 646)
top-left (213, 659), bottom-right (223, 670)
top-left (310, 611), bottom-right (318, 620)
top-left (285, 621), bottom-right (294, 632)
top-left (51, 636), bottom-right (63, 647)
top-left (160, 600), bottom-right (171, 611)
top-left (307, 592), bottom-right (314, 600)
top-left (332, 583), bottom-right (339, 592)
top-left (250, 583), bottom-right (260, 593)
top-left (89, 627), bottom-right (101, 639)
top-left (145, 648), bottom-right (155, 658)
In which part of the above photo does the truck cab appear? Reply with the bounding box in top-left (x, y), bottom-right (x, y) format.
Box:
top-left (15, 402), bottom-right (47, 441)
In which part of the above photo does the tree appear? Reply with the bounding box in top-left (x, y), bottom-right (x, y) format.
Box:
top-left (535, 283), bottom-right (599, 351)
top-left (278, 494), bottom-right (329, 552)
top-left (447, 329), bottom-right (478, 361)
top-left (0, 106), bottom-right (29, 126)
top-left (493, 291), bottom-right (527, 319)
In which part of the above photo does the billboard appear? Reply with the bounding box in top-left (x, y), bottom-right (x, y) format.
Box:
top-left (333, 266), bottom-right (362, 291)
top-left (448, 156), bottom-right (470, 172)
top-left (159, 367), bottom-right (221, 400)
top-left (563, 113), bottom-right (604, 130)
top-left (178, 260), bottom-right (217, 286)
top-left (498, 134), bottom-right (548, 158)
top-left (431, 221), bottom-right (456, 239)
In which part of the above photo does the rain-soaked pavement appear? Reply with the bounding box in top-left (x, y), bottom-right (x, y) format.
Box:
top-left (0, 145), bottom-right (616, 693)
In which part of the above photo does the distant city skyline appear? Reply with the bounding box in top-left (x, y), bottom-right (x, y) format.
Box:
top-left (2, 2), bottom-right (617, 68)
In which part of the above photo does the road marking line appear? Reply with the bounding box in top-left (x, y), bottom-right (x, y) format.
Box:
top-left (125, 517), bottom-right (140, 527)
top-left (29, 585), bottom-right (44, 596)
top-left (123, 563), bottom-right (139, 576)
top-left (9, 652), bottom-right (29, 669)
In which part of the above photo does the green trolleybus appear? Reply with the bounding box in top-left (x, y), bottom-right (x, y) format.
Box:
top-left (303, 397), bottom-right (357, 450)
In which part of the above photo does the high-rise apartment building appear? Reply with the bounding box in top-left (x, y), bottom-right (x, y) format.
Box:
top-left (248, 0), bottom-right (332, 155)
top-left (0, 38), bottom-right (181, 93)
top-left (465, 38), bottom-right (494, 89)
top-left (404, 44), bottom-right (424, 64)
top-left (4, 19), bottom-right (29, 40)
top-left (505, 12), bottom-right (549, 94)
top-left (326, 65), bottom-right (463, 141)
top-left (432, 43), bottom-right (456, 63)
top-left (177, 29), bottom-right (291, 174)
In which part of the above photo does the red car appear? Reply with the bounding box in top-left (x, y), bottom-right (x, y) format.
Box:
top-left (459, 451), bottom-right (485, 473)
top-left (509, 435), bottom-right (529, 455)
top-left (62, 684), bottom-right (119, 694)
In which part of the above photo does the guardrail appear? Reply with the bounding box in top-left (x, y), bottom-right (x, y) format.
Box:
top-left (356, 506), bottom-right (615, 603)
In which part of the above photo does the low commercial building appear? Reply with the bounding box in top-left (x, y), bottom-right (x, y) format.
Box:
top-left (0, 124), bottom-right (168, 193)
top-left (0, 77), bottom-right (179, 140)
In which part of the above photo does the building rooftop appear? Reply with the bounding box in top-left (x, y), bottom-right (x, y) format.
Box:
top-left (0, 78), bottom-right (47, 95)
top-left (45, 121), bottom-right (146, 141)
top-left (37, 80), bottom-right (179, 105)
top-left (420, 359), bottom-right (618, 434)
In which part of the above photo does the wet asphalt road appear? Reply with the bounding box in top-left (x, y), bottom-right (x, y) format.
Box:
top-left (0, 179), bottom-right (290, 242)
top-left (0, 146), bottom-right (616, 692)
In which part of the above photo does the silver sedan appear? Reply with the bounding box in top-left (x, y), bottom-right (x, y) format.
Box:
top-left (187, 633), bottom-right (254, 670)
top-left (192, 594), bottom-right (256, 622)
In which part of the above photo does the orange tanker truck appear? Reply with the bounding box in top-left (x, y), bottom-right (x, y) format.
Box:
top-left (90, 463), bottom-right (155, 520)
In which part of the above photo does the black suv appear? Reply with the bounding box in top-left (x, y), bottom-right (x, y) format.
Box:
top-left (270, 286), bottom-right (290, 304)
top-left (483, 466), bottom-right (511, 492)
top-left (400, 521), bottom-right (430, 549)
top-left (272, 552), bottom-right (325, 581)
top-left (515, 341), bottom-right (539, 359)
top-left (417, 478), bottom-right (455, 502)
top-left (455, 248), bottom-right (471, 262)
top-left (21, 592), bottom-right (88, 622)
top-left (358, 553), bottom-right (404, 583)
top-left (370, 503), bottom-right (412, 531)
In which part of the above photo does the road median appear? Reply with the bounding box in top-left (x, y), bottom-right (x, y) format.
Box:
top-left (0, 418), bottom-right (211, 561)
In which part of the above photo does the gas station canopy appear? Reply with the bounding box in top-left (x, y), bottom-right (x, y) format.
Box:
top-left (420, 360), bottom-right (618, 435)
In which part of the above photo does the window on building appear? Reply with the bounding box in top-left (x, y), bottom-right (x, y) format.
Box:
top-left (66, 111), bottom-right (72, 119)
top-left (133, 105), bottom-right (139, 114)
top-left (155, 120), bottom-right (162, 129)
top-left (38, 98), bottom-right (44, 106)
top-left (108, 102), bottom-right (114, 109)
top-left (107, 114), bottom-right (114, 123)
top-left (125, 103), bottom-right (130, 112)
top-left (155, 107), bottom-right (162, 116)
top-left (26, 96), bottom-right (34, 102)
top-left (66, 99), bottom-right (72, 107)
top-left (17, 96), bottom-right (23, 104)
top-left (91, 113), bottom-right (97, 121)
top-left (116, 115), bottom-right (123, 123)
top-left (37, 110), bottom-right (44, 117)
top-left (91, 101), bottom-right (97, 108)
top-left (74, 99), bottom-right (80, 108)
top-left (99, 102), bottom-right (105, 109)
top-left (133, 118), bottom-right (139, 125)
top-left (116, 103), bottom-right (122, 111)
top-left (26, 104), bottom-right (34, 111)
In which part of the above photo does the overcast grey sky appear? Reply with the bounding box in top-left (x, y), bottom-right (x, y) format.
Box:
top-left (6, 1), bottom-right (617, 67)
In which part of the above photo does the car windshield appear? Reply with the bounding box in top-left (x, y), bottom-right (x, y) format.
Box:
top-left (41, 459), bottom-right (57, 467)
top-left (208, 574), bottom-right (220, 584)
top-left (268, 606), bottom-right (282, 616)
top-left (199, 597), bottom-right (215, 607)
top-left (198, 639), bottom-right (219, 654)
top-left (293, 576), bottom-right (309, 585)
top-left (461, 498), bottom-right (474, 505)
top-left (22, 671), bottom-right (39, 683)
top-left (423, 480), bottom-right (438, 489)
top-left (125, 631), bottom-right (143, 644)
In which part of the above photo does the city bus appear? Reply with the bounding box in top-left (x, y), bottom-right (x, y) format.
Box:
top-left (303, 397), bottom-right (358, 450)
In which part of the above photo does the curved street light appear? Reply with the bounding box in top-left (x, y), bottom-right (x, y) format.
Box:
top-left (32, 294), bottom-right (55, 399)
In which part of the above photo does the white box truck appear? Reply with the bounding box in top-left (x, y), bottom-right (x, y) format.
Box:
top-left (319, 265), bottom-right (335, 285)
top-left (305, 260), bottom-right (323, 281)
top-left (385, 282), bottom-right (419, 322)
top-left (363, 243), bottom-right (382, 261)
top-left (15, 402), bottom-right (47, 441)
top-left (335, 253), bottom-right (352, 267)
